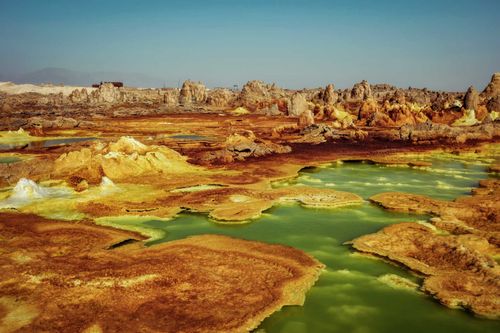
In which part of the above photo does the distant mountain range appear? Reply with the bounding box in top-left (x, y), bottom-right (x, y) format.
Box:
top-left (6, 67), bottom-right (165, 88)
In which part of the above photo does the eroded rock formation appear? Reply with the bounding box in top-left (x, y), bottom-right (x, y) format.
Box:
top-left (195, 130), bottom-right (291, 164)
top-left (323, 84), bottom-right (338, 105)
top-left (288, 92), bottom-right (309, 117)
top-left (179, 80), bottom-right (207, 105)
top-left (350, 80), bottom-right (372, 101)
top-left (464, 86), bottom-right (479, 110)
top-left (482, 72), bottom-right (500, 100)
top-left (237, 80), bottom-right (288, 111)
top-left (206, 88), bottom-right (236, 107)
top-left (297, 109), bottom-right (315, 128)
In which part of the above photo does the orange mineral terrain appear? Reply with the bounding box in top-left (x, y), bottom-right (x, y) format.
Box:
top-left (0, 74), bottom-right (499, 332)
top-left (0, 213), bottom-right (324, 333)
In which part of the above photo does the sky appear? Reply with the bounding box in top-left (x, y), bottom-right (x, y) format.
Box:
top-left (0, 0), bottom-right (499, 90)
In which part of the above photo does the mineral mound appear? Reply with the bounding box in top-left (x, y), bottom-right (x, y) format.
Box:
top-left (53, 136), bottom-right (201, 183)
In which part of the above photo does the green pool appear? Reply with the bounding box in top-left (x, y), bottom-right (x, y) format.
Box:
top-left (0, 156), bottom-right (21, 163)
top-left (113, 153), bottom-right (500, 332)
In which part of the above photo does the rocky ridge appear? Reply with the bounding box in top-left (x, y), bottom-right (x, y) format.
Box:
top-left (1, 74), bottom-right (499, 147)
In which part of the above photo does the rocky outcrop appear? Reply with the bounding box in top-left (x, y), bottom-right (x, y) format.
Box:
top-left (238, 80), bottom-right (288, 111)
top-left (89, 83), bottom-right (123, 104)
top-left (240, 80), bottom-right (271, 100)
top-left (195, 130), bottom-right (291, 164)
top-left (297, 109), bottom-right (315, 128)
top-left (1, 73), bottom-right (499, 131)
top-left (206, 88), bottom-right (235, 107)
top-left (328, 107), bottom-right (355, 128)
top-left (398, 121), bottom-right (499, 143)
top-left (28, 116), bottom-right (81, 129)
top-left (390, 90), bottom-right (406, 104)
top-left (162, 89), bottom-right (180, 106)
top-left (179, 80), bottom-right (207, 105)
top-left (481, 72), bottom-right (500, 100)
top-left (323, 84), bottom-right (337, 105)
top-left (68, 88), bottom-right (89, 103)
top-left (288, 93), bottom-right (309, 116)
top-left (261, 103), bottom-right (282, 116)
top-left (366, 110), bottom-right (394, 127)
top-left (486, 95), bottom-right (500, 113)
top-left (222, 130), bottom-right (291, 159)
top-left (350, 80), bottom-right (372, 101)
top-left (464, 86), bottom-right (479, 110)
top-left (287, 124), bottom-right (368, 144)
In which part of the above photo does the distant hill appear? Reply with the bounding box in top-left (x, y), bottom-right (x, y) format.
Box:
top-left (12, 67), bottom-right (165, 88)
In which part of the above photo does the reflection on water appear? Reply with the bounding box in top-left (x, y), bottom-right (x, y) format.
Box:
top-left (41, 137), bottom-right (97, 147)
top-left (75, 154), bottom-right (500, 332)
top-left (0, 156), bottom-right (21, 163)
top-left (0, 137), bottom-right (96, 151)
top-left (169, 134), bottom-right (213, 141)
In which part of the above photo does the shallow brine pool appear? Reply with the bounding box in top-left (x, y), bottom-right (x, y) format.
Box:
top-left (107, 152), bottom-right (500, 333)
top-left (0, 156), bottom-right (21, 163)
top-left (168, 134), bottom-right (214, 141)
top-left (0, 136), bottom-right (97, 151)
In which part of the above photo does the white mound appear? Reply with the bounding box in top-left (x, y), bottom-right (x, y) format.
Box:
top-left (99, 177), bottom-right (119, 193)
top-left (0, 178), bottom-right (73, 209)
top-left (10, 178), bottom-right (49, 200)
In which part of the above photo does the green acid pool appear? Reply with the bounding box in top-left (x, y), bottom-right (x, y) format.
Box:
top-left (111, 153), bottom-right (500, 333)
top-left (0, 156), bottom-right (21, 163)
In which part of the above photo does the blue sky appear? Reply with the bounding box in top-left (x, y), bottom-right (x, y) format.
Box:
top-left (0, 0), bottom-right (499, 90)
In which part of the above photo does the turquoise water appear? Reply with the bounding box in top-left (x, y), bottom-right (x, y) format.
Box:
top-left (113, 154), bottom-right (500, 332)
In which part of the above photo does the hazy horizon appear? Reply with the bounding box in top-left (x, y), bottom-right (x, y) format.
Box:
top-left (1, 0), bottom-right (499, 91)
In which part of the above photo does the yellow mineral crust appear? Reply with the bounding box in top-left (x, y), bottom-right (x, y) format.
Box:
top-left (0, 128), bottom-right (38, 145)
top-left (230, 106), bottom-right (251, 115)
top-left (77, 185), bottom-right (363, 223)
top-left (0, 213), bottom-right (324, 333)
top-left (1, 139), bottom-right (362, 223)
top-left (274, 186), bottom-right (363, 208)
top-left (53, 136), bottom-right (203, 183)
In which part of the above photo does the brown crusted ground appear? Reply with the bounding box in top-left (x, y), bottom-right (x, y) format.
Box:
top-left (351, 178), bottom-right (500, 318)
top-left (0, 213), bottom-right (324, 333)
top-left (370, 178), bottom-right (500, 246)
top-left (351, 222), bottom-right (499, 318)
